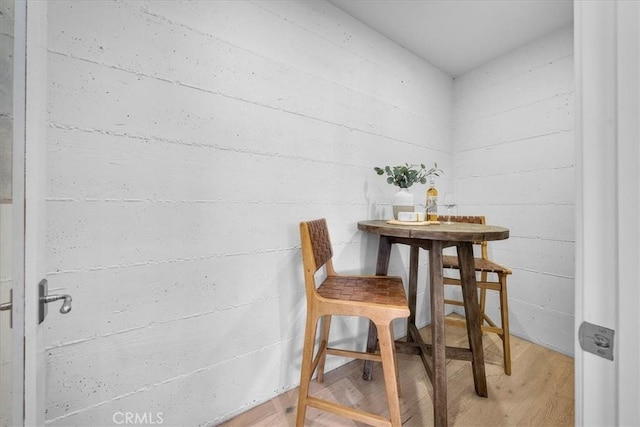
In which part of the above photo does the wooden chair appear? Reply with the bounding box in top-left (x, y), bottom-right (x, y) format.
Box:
top-left (297, 219), bottom-right (410, 427)
top-left (437, 215), bottom-right (513, 375)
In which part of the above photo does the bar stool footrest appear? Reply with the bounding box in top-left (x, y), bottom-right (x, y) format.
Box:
top-left (306, 397), bottom-right (392, 427)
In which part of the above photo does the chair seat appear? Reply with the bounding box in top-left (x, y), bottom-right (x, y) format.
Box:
top-left (318, 276), bottom-right (407, 307)
top-left (442, 255), bottom-right (512, 275)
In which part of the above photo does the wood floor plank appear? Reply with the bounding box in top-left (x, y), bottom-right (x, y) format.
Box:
top-left (219, 317), bottom-right (574, 426)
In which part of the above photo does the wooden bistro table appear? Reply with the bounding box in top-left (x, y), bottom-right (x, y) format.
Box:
top-left (358, 219), bottom-right (510, 426)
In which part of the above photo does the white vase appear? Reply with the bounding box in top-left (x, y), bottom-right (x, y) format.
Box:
top-left (392, 188), bottom-right (414, 219)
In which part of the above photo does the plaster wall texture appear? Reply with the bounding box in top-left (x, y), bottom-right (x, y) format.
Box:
top-left (452, 25), bottom-right (575, 356)
top-left (42, 1), bottom-right (574, 424)
top-left (44, 1), bottom-right (453, 425)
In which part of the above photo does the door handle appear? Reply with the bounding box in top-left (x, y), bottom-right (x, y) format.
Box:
top-left (39, 279), bottom-right (72, 324)
top-left (42, 294), bottom-right (72, 314)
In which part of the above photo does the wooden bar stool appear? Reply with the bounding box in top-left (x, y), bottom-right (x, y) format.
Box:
top-left (438, 215), bottom-right (513, 375)
top-left (297, 219), bottom-right (410, 427)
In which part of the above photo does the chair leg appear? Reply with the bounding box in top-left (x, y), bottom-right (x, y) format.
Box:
top-left (377, 322), bottom-right (402, 427)
top-left (394, 340), bottom-right (402, 398)
top-left (296, 313), bottom-right (320, 427)
top-left (499, 275), bottom-right (512, 375)
top-left (479, 271), bottom-right (488, 327)
top-left (317, 315), bottom-right (331, 383)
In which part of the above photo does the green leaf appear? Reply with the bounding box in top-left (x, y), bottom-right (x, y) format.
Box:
top-left (374, 161), bottom-right (444, 188)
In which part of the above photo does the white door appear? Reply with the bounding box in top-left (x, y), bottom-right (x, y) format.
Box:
top-left (575, 0), bottom-right (640, 424)
top-left (0, 1), bottom-right (52, 425)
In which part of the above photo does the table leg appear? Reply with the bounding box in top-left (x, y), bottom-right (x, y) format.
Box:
top-left (407, 246), bottom-right (419, 340)
top-left (374, 236), bottom-right (392, 276)
top-left (363, 236), bottom-right (392, 381)
top-left (429, 240), bottom-right (447, 427)
top-left (457, 242), bottom-right (488, 397)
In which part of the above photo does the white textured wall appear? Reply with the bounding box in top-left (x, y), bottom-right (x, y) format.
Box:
top-left (453, 26), bottom-right (575, 355)
top-left (44, 1), bottom-right (453, 425)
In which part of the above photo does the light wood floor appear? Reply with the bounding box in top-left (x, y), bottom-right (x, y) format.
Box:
top-left (220, 316), bottom-right (574, 426)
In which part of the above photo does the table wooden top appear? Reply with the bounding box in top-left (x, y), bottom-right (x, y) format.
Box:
top-left (357, 219), bottom-right (509, 242)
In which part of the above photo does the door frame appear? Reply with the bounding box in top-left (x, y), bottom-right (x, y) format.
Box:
top-left (13, 0), bottom-right (48, 425)
top-left (575, 0), bottom-right (640, 424)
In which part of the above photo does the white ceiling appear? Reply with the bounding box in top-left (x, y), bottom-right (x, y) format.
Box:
top-left (329, 0), bottom-right (574, 77)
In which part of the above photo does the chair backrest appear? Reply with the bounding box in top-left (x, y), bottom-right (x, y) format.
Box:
top-left (437, 215), bottom-right (489, 259)
top-left (300, 219), bottom-right (336, 295)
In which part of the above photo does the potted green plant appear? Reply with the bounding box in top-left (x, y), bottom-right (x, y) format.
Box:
top-left (374, 163), bottom-right (442, 219)
top-left (374, 163), bottom-right (442, 188)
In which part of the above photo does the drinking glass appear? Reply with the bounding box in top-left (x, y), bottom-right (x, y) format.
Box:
top-left (442, 194), bottom-right (457, 224)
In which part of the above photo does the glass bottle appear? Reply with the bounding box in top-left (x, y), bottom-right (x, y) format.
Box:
top-left (425, 176), bottom-right (438, 221)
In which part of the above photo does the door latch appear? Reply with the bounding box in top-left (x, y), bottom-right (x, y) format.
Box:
top-left (39, 279), bottom-right (72, 324)
top-left (579, 321), bottom-right (614, 361)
